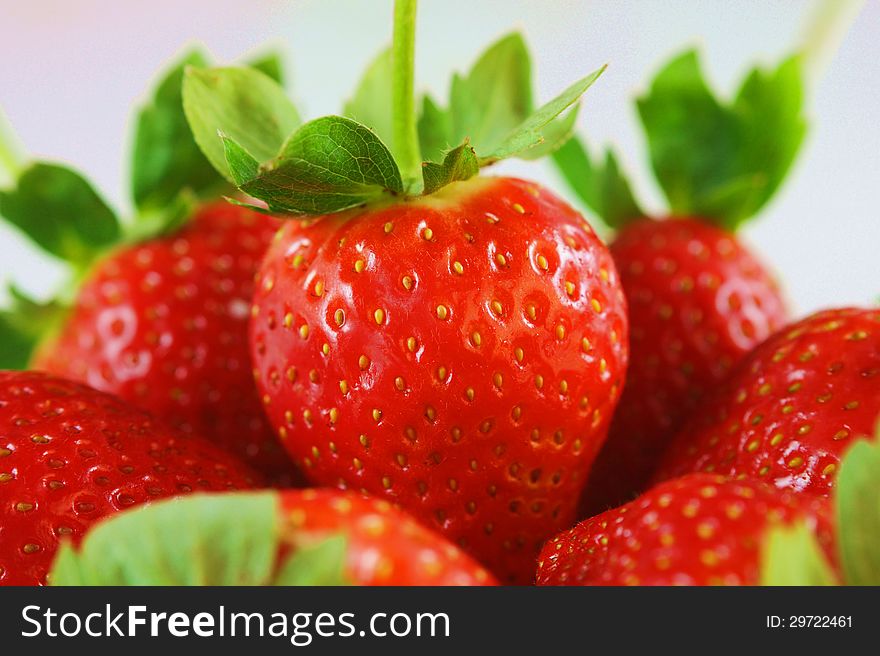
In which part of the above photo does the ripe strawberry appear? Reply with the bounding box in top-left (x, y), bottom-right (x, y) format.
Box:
top-left (581, 218), bottom-right (786, 513)
top-left (1, 52), bottom-right (300, 482)
top-left (180, 10), bottom-right (618, 582)
top-left (553, 50), bottom-right (806, 512)
top-left (0, 370), bottom-right (260, 586)
top-left (32, 202), bottom-right (294, 481)
top-left (251, 178), bottom-right (628, 582)
top-left (276, 489), bottom-right (496, 585)
top-left (654, 307), bottom-right (880, 496)
top-left (51, 488), bottom-right (497, 586)
top-left (536, 473), bottom-right (832, 586)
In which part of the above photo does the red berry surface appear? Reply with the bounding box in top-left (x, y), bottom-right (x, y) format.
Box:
top-left (250, 177), bottom-right (629, 582)
top-left (0, 370), bottom-right (261, 586)
top-left (279, 489), bottom-right (496, 585)
top-left (537, 473), bottom-right (832, 586)
top-left (582, 217), bottom-right (787, 513)
top-left (655, 307), bottom-right (880, 496)
top-left (32, 202), bottom-right (296, 481)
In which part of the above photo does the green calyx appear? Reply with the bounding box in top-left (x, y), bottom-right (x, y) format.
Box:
top-left (760, 423), bottom-right (880, 586)
top-left (50, 492), bottom-right (351, 586)
top-left (182, 0), bottom-right (605, 216)
top-left (0, 49), bottom-right (287, 369)
top-left (553, 48), bottom-right (807, 232)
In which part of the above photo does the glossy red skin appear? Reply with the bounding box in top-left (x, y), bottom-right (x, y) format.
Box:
top-left (654, 307), bottom-right (880, 496)
top-left (536, 473), bottom-right (832, 586)
top-left (0, 371), bottom-right (261, 586)
top-left (279, 489), bottom-right (496, 585)
top-left (33, 202), bottom-right (298, 483)
top-left (251, 177), bottom-right (629, 583)
top-left (581, 218), bottom-right (787, 515)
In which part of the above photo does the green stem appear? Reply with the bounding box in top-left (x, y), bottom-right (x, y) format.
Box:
top-left (391, 0), bottom-right (421, 189)
top-left (799, 0), bottom-right (864, 93)
top-left (0, 108), bottom-right (25, 183)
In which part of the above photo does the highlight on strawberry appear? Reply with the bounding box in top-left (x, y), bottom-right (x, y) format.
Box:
top-left (181, 0), bottom-right (627, 583)
top-left (0, 51), bottom-right (301, 483)
top-left (50, 489), bottom-right (496, 586)
top-left (553, 49), bottom-right (808, 514)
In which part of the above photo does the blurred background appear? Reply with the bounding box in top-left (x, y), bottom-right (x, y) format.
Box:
top-left (0, 0), bottom-right (877, 315)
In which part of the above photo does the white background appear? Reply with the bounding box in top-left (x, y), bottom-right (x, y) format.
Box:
top-left (0, 0), bottom-right (877, 316)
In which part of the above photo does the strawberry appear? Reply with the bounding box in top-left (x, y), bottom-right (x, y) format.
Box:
top-left (181, 7), bottom-right (621, 581)
top-left (580, 218), bottom-right (786, 513)
top-left (251, 177), bottom-right (627, 582)
top-left (654, 307), bottom-right (880, 497)
top-left (32, 202), bottom-right (290, 480)
top-left (52, 489), bottom-right (497, 586)
top-left (536, 473), bottom-right (833, 586)
top-left (553, 50), bottom-right (805, 512)
top-left (0, 370), bottom-right (260, 586)
top-left (1, 52), bottom-right (299, 482)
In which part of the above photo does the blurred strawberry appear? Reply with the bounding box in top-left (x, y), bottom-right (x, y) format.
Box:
top-left (51, 489), bottom-right (496, 586)
top-left (0, 370), bottom-right (260, 586)
top-left (0, 51), bottom-right (300, 482)
top-left (554, 49), bottom-right (805, 513)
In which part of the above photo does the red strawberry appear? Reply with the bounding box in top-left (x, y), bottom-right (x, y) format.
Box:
top-left (581, 218), bottom-right (786, 513)
top-left (552, 49), bottom-right (807, 512)
top-left (654, 307), bottom-right (880, 496)
top-left (51, 488), bottom-right (497, 586)
top-left (278, 489), bottom-right (496, 585)
top-left (32, 202), bottom-right (296, 482)
top-left (0, 370), bottom-right (261, 586)
top-left (536, 473), bottom-right (832, 586)
top-left (251, 178), bottom-right (628, 582)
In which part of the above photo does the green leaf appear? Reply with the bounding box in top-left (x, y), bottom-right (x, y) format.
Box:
top-left (238, 116), bottom-right (404, 215)
top-left (836, 430), bottom-right (880, 585)
top-left (760, 522), bottom-right (837, 586)
top-left (275, 535), bottom-right (351, 586)
top-left (421, 141), bottom-right (480, 194)
top-left (247, 50), bottom-right (285, 85)
top-left (552, 135), bottom-right (645, 228)
top-left (183, 66), bottom-right (301, 182)
top-left (481, 66), bottom-right (605, 164)
top-left (637, 50), bottom-right (806, 230)
top-left (0, 162), bottom-right (120, 267)
top-left (131, 49), bottom-right (224, 214)
top-left (50, 492), bottom-right (281, 586)
top-left (417, 94), bottom-right (453, 164)
top-left (344, 47), bottom-right (396, 161)
top-left (517, 105), bottom-right (580, 161)
top-left (0, 284), bottom-right (66, 369)
top-left (221, 134), bottom-right (261, 187)
top-left (448, 33), bottom-right (533, 154)
top-left (415, 32), bottom-right (533, 163)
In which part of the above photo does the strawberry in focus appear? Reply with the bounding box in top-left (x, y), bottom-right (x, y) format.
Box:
top-left (180, 3), bottom-right (618, 581)
top-left (251, 178), bottom-right (627, 582)
top-left (51, 489), bottom-right (497, 586)
top-left (554, 50), bottom-right (805, 513)
top-left (535, 473), bottom-right (832, 586)
top-left (0, 370), bottom-right (260, 586)
top-left (654, 307), bottom-right (880, 496)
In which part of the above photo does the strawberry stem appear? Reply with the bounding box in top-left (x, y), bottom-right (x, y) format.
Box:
top-left (391, 0), bottom-right (421, 190)
top-left (0, 108), bottom-right (25, 185)
top-left (798, 0), bottom-right (864, 93)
